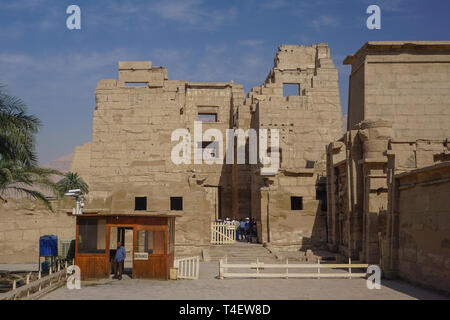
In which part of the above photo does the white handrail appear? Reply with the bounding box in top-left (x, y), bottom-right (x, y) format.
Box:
top-left (174, 256), bottom-right (200, 280)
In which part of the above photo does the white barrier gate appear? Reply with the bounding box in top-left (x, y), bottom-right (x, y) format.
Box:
top-left (174, 256), bottom-right (200, 280)
top-left (219, 257), bottom-right (370, 279)
top-left (211, 222), bottom-right (237, 245)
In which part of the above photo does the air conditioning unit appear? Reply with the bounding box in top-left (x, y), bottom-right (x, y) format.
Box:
top-left (59, 239), bottom-right (73, 259)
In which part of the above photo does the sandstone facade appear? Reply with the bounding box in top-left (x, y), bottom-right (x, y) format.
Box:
top-left (82, 64), bottom-right (245, 255)
top-left (326, 41), bottom-right (450, 293)
top-left (0, 199), bottom-right (75, 263)
top-left (389, 162), bottom-right (450, 293)
top-left (70, 43), bottom-right (343, 255)
top-left (70, 142), bottom-right (91, 185)
top-left (345, 41), bottom-right (450, 139)
top-left (240, 44), bottom-right (343, 249)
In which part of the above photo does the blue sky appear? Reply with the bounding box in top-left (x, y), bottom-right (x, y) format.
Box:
top-left (1, 0), bottom-right (449, 164)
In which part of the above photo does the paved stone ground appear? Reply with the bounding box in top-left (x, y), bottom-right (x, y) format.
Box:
top-left (40, 262), bottom-right (448, 300)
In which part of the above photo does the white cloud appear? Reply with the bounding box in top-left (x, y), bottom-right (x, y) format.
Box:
top-left (312, 15), bottom-right (339, 30)
top-left (0, 2), bottom-right (61, 38)
top-left (93, 0), bottom-right (237, 31)
top-left (151, 0), bottom-right (237, 30)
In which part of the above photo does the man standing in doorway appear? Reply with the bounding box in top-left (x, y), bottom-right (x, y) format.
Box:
top-left (113, 241), bottom-right (126, 280)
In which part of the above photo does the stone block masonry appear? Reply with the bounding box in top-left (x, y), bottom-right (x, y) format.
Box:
top-left (69, 43), bottom-right (344, 255)
top-left (327, 41), bottom-right (450, 294)
top-left (0, 199), bottom-right (75, 263)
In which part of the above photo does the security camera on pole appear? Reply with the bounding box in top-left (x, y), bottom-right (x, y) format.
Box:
top-left (64, 189), bottom-right (85, 215)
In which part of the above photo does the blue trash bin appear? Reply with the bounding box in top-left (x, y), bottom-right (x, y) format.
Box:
top-left (39, 235), bottom-right (58, 257)
top-left (41, 261), bottom-right (49, 271)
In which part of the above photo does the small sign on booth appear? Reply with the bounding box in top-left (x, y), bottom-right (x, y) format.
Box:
top-left (134, 252), bottom-right (149, 260)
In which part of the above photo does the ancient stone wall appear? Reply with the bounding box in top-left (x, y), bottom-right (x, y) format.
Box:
top-left (244, 44), bottom-right (343, 249)
top-left (391, 163), bottom-right (450, 293)
top-left (70, 62), bottom-right (245, 256)
top-left (345, 41), bottom-right (450, 139)
top-left (70, 142), bottom-right (91, 184)
top-left (328, 42), bottom-right (450, 270)
top-left (70, 44), bottom-right (343, 253)
top-left (327, 117), bottom-right (450, 264)
top-left (0, 199), bottom-right (75, 263)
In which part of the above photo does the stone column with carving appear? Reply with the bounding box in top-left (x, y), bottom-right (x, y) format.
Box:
top-left (357, 119), bottom-right (393, 264)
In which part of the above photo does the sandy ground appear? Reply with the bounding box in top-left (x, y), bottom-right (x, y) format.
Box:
top-left (28, 262), bottom-right (448, 300)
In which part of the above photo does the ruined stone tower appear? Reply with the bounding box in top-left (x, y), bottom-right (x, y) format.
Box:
top-left (70, 43), bottom-right (344, 254)
top-left (236, 43), bottom-right (343, 250)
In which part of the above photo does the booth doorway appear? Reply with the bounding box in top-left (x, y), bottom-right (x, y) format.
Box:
top-left (110, 226), bottom-right (134, 277)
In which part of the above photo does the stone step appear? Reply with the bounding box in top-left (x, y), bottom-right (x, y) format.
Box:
top-left (203, 243), bottom-right (277, 262)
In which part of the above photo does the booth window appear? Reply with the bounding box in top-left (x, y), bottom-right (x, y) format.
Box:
top-left (170, 197), bottom-right (183, 210)
top-left (137, 230), bottom-right (165, 254)
top-left (77, 218), bottom-right (106, 254)
top-left (291, 196), bottom-right (303, 210)
top-left (135, 197), bottom-right (147, 211)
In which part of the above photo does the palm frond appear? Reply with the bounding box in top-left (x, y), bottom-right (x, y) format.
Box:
top-left (6, 186), bottom-right (53, 212)
top-left (56, 172), bottom-right (89, 197)
top-left (0, 85), bottom-right (40, 166)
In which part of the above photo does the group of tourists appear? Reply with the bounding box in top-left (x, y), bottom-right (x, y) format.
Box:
top-left (216, 217), bottom-right (257, 242)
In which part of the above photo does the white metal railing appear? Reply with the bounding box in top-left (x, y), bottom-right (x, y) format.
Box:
top-left (211, 222), bottom-right (238, 245)
top-left (218, 257), bottom-right (369, 279)
top-left (174, 256), bottom-right (200, 280)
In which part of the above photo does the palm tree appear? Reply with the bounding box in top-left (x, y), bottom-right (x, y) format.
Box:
top-left (0, 85), bottom-right (62, 211)
top-left (56, 172), bottom-right (89, 196)
top-left (0, 85), bottom-right (40, 166)
top-left (0, 159), bottom-right (61, 210)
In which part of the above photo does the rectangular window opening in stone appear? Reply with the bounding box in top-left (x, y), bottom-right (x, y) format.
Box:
top-left (170, 196), bottom-right (183, 211)
top-left (197, 112), bottom-right (218, 122)
top-left (77, 218), bottom-right (106, 254)
top-left (125, 82), bottom-right (148, 87)
top-left (134, 197), bottom-right (147, 211)
top-left (291, 196), bottom-right (303, 210)
top-left (306, 160), bottom-right (315, 168)
top-left (283, 83), bottom-right (300, 97)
